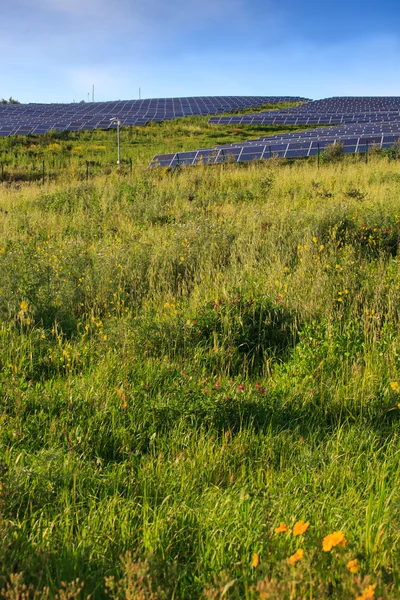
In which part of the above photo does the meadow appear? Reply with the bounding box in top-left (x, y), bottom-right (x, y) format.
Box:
top-left (1, 116), bottom-right (400, 599)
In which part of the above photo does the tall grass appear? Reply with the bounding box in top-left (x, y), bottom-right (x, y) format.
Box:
top-left (1, 132), bottom-right (400, 598)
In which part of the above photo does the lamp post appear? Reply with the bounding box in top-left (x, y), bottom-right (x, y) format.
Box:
top-left (110, 117), bottom-right (121, 165)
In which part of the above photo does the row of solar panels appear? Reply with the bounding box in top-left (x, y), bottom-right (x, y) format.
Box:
top-left (279, 97), bottom-right (400, 114)
top-left (0, 96), bottom-right (307, 137)
top-left (215, 123), bottom-right (400, 148)
top-left (4, 112), bottom-right (398, 135)
top-left (0, 96), bottom-right (302, 114)
top-left (150, 133), bottom-right (400, 168)
top-left (209, 97), bottom-right (400, 126)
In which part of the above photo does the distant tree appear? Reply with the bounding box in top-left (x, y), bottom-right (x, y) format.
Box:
top-left (1, 97), bottom-right (20, 104)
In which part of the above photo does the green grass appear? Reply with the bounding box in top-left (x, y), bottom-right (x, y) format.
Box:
top-left (1, 119), bottom-right (400, 599)
top-left (0, 106), bottom-right (318, 182)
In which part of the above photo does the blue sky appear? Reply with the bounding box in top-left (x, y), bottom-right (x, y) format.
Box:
top-left (2, 0), bottom-right (400, 103)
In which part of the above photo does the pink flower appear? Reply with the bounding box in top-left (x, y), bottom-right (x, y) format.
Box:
top-left (238, 384), bottom-right (244, 391)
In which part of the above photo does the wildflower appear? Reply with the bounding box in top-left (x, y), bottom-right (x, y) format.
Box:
top-left (322, 531), bottom-right (346, 551)
top-left (258, 387), bottom-right (265, 394)
top-left (288, 548), bottom-right (304, 564)
top-left (274, 522), bottom-right (289, 534)
top-left (319, 244), bottom-right (324, 251)
top-left (356, 584), bottom-right (376, 600)
top-left (20, 300), bottom-right (29, 312)
top-left (312, 236), bottom-right (317, 243)
top-left (347, 559), bottom-right (360, 574)
top-left (238, 384), bottom-right (244, 391)
top-left (293, 520), bottom-right (310, 536)
top-left (251, 553), bottom-right (260, 568)
top-left (262, 221), bottom-right (269, 229)
top-left (390, 381), bottom-right (400, 393)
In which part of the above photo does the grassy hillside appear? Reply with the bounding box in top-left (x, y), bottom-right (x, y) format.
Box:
top-left (0, 109), bottom-right (317, 183)
top-left (1, 120), bottom-right (400, 599)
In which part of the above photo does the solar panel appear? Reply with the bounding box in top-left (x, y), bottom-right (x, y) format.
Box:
top-left (0, 96), bottom-right (309, 137)
top-left (150, 129), bottom-right (400, 168)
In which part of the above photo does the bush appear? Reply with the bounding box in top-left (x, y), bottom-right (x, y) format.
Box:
top-left (321, 142), bottom-right (344, 163)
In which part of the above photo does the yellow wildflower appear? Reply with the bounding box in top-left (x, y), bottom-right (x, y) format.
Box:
top-left (390, 381), bottom-right (400, 393)
top-left (356, 584), bottom-right (376, 600)
top-left (274, 522), bottom-right (289, 534)
top-left (347, 559), bottom-right (360, 574)
top-left (322, 531), bottom-right (346, 551)
top-left (20, 300), bottom-right (29, 312)
top-left (293, 520), bottom-right (310, 536)
top-left (251, 553), bottom-right (260, 568)
top-left (288, 548), bottom-right (304, 564)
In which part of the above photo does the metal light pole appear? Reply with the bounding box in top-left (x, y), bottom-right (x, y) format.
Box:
top-left (110, 117), bottom-right (121, 165)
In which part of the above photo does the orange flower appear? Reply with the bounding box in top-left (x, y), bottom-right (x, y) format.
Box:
top-left (251, 553), bottom-right (260, 568)
top-left (322, 531), bottom-right (347, 551)
top-left (347, 559), bottom-right (360, 574)
top-left (116, 388), bottom-right (127, 410)
top-left (288, 548), bottom-right (304, 565)
top-left (356, 584), bottom-right (376, 600)
top-left (293, 520), bottom-right (310, 536)
top-left (274, 522), bottom-right (289, 534)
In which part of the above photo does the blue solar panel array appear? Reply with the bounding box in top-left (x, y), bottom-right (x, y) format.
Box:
top-left (209, 96), bottom-right (400, 125)
top-left (150, 97), bottom-right (400, 167)
top-left (0, 96), bottom-right (307, 137)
